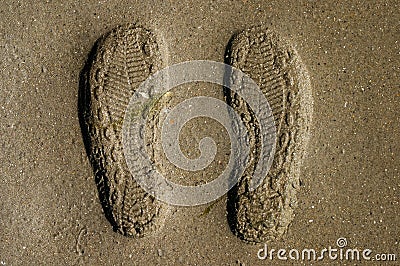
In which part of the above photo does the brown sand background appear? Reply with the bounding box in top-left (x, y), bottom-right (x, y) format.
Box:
top-left (1, 0), bottom-right (399, 265)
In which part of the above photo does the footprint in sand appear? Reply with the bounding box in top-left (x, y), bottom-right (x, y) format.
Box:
top-left (225, 26), bottom-right (313, 243)
top-left (79, 24), bottom-right (313, 243)
top-left (79, 24), bottom-right (168, 238)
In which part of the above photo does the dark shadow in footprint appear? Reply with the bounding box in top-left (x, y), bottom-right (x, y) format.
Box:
top-left (78, 36), bottom-right (117, 232)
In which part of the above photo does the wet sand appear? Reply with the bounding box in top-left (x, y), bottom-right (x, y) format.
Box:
top-left (1, 1), bottom-right (399, 265)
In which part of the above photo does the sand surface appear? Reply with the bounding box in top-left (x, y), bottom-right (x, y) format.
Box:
top-left (1, 0), bottom-right (399, 265)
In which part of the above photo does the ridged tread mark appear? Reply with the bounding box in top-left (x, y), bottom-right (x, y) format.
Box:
top-left (225, 26), bottom-right (313, 243)
top-left (79, 23), bottom-right (167, 237)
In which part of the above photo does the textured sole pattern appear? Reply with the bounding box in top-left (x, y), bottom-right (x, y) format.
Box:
top-left (225, 26), bottom-right (313, 243)
top-left (80, 24), bottom-right (167, 237)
